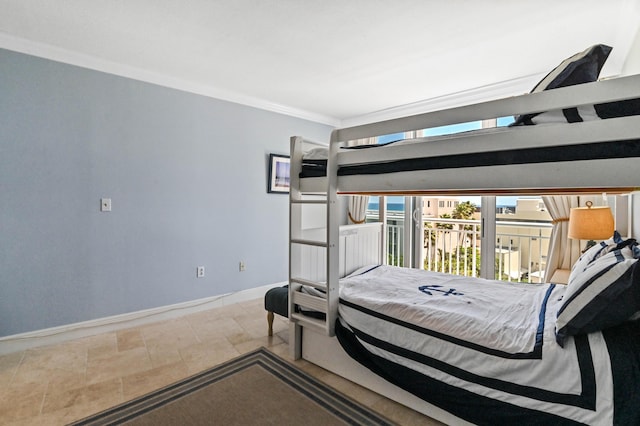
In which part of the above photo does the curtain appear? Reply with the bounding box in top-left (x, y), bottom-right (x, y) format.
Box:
top-left (542, 195), bottom-right (594, 282)
top-left (345, 138), bottom-right (376, 224)
top-left (348, 196), bottom-right (369, 224)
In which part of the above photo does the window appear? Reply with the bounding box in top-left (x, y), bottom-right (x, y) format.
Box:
top-left (419, 121), bottom-right (482, 137)
top-left (494, 196), bottom-right (551, 282)
top-left (378, 133), bottom-right (405, 144)
top-left (497, 116), bottom-right (515, 127)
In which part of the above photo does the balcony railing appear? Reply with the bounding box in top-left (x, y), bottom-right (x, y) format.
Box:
top-left (375, 212), bottom-right (552, 283)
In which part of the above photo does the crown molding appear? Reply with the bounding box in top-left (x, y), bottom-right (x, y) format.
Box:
top-left (11, 32), bottom-right (627, 131)
top-left (0, 33), bottom-right (341, 127)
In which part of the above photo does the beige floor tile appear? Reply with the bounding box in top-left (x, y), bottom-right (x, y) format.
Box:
top-left (237, 292), bottom-right (266, 312)
top-left (86, 346), bottom-right (151, 385)
top-left (8, 411), bottom-right (77, 426)
top-left (42, 377), bottom-right (122, 414)
top-left (116, 328), bottom-right (146, 352)
top-left (271, 315), bottom-right (290, 336)
top-left (73, 331), bottom-right (118, 350)
top-left (372, 397), bottom-right (446, 425)
top-left (208, 303), bottom-right (244, 319)
top-left (86, 333), bottom-right (118, 359)
top-left (236, 315), bottom-right (272, 339)
top-left (185, 306), bottom-right (222, 319)
top-left (0, 296), bottom-right (439, 425)
top-left (265, 340), bottom-right (292, 359)
top-left (41, 368), bottom-right (86, 391)
top-left (185, 304), bottom-right (236, 323)
top-left (0, 382), bottom-right (47, 423)
top-left (40, 378), bottom-right (124, 425)
top-left (232, 334), bottom-right (285, 354)
top-left (12, 345), bottom-right (86, 386)
top-left (223, 329), bottom-right (256, 347)
top-left (139, 317), bottom-right (188, 337)
top-left (42, 334), bottom-right (109, 361)
top-left (121, 361), bottom-right (190, 400)
top-left (145, 344), bottom-right (183, 368)
top-left (141, 318), bottom-right (200, 349)
top-left (186, 315), bottom-right (246, 343)
top-left (0, 351), bottom-right (24, 386)
top-left (179, 336), bottom-right (240, 374)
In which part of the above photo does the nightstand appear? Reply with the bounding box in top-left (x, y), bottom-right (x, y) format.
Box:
top-left (550, 269), bottom-right (570, 285)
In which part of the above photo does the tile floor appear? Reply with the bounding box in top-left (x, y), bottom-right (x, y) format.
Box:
top-left (0, 298), bottom-right (442, 425)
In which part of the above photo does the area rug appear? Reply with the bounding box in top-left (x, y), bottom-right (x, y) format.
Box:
top-left (71, 347), bottom-right (395, 425)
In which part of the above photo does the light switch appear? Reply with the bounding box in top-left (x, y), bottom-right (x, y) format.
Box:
top-left (101, 198), bottom-right (112, 212)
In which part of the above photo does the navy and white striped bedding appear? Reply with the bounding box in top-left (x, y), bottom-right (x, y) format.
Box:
top-left (510, 98), bottom-right (640, 126)
top-left (298, 98), bottom-right (640, 179)
top-left (335, 265), bottom-right (640, 425)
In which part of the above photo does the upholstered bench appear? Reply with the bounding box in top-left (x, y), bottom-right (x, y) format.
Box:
top-left (264, 285), bottom-right (289, 336)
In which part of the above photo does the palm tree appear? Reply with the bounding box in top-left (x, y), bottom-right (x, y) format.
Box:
top-left (451, 201), bottom-right (477, 248)
top-left (423, 201), bottom-right (479, 273)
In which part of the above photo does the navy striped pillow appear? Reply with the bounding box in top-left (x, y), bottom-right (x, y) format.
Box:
top-left (556, 244), bottom-right (640, 347)
top-left (520, 98), bottom-right (640, 125)
top-left (570, 231), bottom-right (624, 278)
top-left (511, 44), bottom-right (612, 126)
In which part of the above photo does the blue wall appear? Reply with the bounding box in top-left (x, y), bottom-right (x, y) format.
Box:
top-left (0, 49), bottom-right (332, 337)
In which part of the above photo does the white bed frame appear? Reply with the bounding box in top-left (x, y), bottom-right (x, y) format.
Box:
top-left (289, 74), bottom-right (640, 425)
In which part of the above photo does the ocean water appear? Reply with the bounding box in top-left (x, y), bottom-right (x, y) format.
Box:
top-left (368, 202), bottom-right (516, 212)
top-left (367, 202), bottom-right (404, 211)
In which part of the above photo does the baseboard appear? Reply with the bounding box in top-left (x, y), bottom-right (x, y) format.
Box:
top-left (0, 282), bottom-right (287, 355)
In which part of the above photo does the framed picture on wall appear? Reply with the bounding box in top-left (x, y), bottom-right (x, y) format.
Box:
top-left (268, 153), bottom-right (290, 193)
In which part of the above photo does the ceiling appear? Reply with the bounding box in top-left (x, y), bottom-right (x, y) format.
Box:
top-left (1, 0), bottom-right (639, 126)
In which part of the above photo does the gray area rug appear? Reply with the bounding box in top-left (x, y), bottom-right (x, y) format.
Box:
top-left (71, 347), bottom-right (394, 425)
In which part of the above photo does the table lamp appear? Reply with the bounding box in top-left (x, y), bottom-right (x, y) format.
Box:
top-left (568, 201), bottom-right (614, 251)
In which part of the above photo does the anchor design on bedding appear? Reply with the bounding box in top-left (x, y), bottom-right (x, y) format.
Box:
top-left (418, 285), bottom-right (463, 296)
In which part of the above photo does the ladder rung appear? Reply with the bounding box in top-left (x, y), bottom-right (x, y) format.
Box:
top-left (292, 291), bottom-right (327, 313)
top-left (291, 238), bottom-right (327, 247)
top-left (290, 313), bottom-right (327, 333)
top-left (291, 277), bottom-right (327, 290)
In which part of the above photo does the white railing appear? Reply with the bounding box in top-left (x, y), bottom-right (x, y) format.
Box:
top-left (424, 217), bottom-right (481, 277)
top-left (376, 213), bottom-right (552, 283)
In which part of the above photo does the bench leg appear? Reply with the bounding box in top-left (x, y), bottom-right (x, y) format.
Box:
top-left (267, 311), bottom-right (274, 336)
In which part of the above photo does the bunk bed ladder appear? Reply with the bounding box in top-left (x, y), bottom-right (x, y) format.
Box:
top-left (288, 136), bottom-right (335, 352)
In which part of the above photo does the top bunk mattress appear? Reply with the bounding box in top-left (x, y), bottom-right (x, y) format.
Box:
top-left (297, 99), bottom-right (640, 194)
top-left (300, 98), bottom-right (640, 180)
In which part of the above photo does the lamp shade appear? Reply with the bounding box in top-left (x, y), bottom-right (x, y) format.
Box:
top-left (568, 202), bottom-right (614, 240)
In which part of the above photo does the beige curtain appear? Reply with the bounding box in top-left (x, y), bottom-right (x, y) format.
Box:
top-left (348, 196), bottom-right (369, 224)
top-left (345, 138), bottom-right (376, 224)
top-left (542, 195), bottom-right (595, 282)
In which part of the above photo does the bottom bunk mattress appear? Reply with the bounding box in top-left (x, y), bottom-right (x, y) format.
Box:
top-left (335, 265), bottom-right (640, 425)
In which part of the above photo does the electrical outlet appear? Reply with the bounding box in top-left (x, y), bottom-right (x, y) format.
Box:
top-left (239, 261), bottom-right (246, 272)
top-left (197, 266), bottom-right (205, 278)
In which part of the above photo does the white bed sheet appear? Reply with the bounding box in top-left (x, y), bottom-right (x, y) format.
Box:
top-left (337, 265), bottom-right (615, 424)
top-left (340, 265), bottom-right (560, 353)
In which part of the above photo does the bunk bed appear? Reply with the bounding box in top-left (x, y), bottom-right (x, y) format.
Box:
top-left (288, 46), bottom-right (640, 425)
